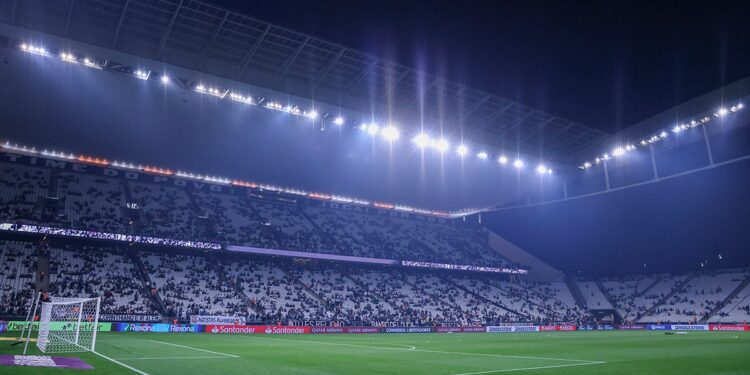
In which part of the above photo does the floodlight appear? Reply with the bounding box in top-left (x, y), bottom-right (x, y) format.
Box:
top-left (536, 165), bottom-right (547, 174)
top-left (333, 117), bottom-right (344, 125)
top-left (612, 147), bottom-right (625, 156)
top-left (308, 111), bottom-right (318, 119)
top-left (498, 155), bottom-right (508, 164)
top-left (513, 159), bottom-right (524, 168)
top-left (381, 126), bottom-right (400, 141)
top-left (717, 108), bottom-right (728, 116)
top-left (413, 133), bottom-right (431, 148)
top-left (476, 151), bottom-right (488, 159)
top-left (456, 144), bottom-right (468, 156)
top-left (367, 123), bottom-right (380, 136)
top-left (433, 139), bottom-right (449, 152)
top-left (161, 75), bottom-right (170, 84)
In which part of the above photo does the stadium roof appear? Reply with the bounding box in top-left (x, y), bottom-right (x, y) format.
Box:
top-left (0, 0), bottom-right (609, 165)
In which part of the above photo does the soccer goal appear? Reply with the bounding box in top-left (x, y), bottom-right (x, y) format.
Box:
top-left (23, 296), bottom-right (101, 354)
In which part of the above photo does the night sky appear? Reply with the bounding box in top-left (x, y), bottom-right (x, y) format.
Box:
top-left (214, 0), bottom-right (750, 133)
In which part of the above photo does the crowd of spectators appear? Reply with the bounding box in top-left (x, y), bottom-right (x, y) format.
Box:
top-left (1, 161), bottom-right (750, 325)
top-left (49, 245), bottom-right (157, 314)
top-left (0, 161), bottom-right (519, 268)
top-left (0, 241), bottom-right (36, 316)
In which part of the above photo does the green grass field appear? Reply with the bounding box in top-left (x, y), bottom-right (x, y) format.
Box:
top-left (1, 331), bottom-right (749, 374)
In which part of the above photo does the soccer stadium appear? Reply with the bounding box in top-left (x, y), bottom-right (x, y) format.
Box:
top-left (0, 1), bottom-right (749, 374)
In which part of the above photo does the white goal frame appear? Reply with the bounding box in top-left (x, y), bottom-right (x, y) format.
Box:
top-left (23, 295), bottom-right (101, 354)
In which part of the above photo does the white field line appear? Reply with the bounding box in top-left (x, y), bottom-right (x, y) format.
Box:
top-left (449, 361), bottom-right (606, 375)
top-left (92, 350), bottom-right (150, 375)
top-left (147, 339), bottom-right (239, 358)
top-left (249, 336), bottom-right (603, 363)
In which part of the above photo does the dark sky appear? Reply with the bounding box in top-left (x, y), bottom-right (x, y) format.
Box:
top-left (213, 0), bottom-right (750, 133)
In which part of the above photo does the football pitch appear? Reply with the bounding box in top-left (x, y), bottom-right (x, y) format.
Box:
top-left (1, 331), bottom-right (749, 374)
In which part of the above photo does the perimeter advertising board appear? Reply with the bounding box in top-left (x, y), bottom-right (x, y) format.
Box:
top-left (6, 321), bottom-right (111, 332)
top-left (205, 325), bottom-right (311, 334)
top-left (434, 327), bottom-right (485, 333)
top-left (486, 326), bottom-right (540, 333)
top-left (709, 324), bottom-right (749, 331)
top-left (112, 323), bottom-right (203, 333)
top-left (671, 324), bottom-right (709, 331)
top-left (310, 327), bottom-right (382, 334)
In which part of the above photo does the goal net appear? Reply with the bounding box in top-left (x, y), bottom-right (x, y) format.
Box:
top-left (36, 296), bottom-right (101, 353)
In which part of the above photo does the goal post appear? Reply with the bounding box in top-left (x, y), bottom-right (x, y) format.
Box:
top-left (34, 296), bottom-right (101, 354)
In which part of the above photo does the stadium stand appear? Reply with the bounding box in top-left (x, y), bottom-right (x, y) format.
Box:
top-left (0, 161), bottom-right (517, 268)
top-left (0, 241), bottom-right (36, 316)
top-left (0, 165), bottom-right (50, 225)
top-left (577, 281), bottom-right (614, 310)
top-left (1, 159), bottom-right (749, 326)
top-left (49, 245), bottom-right (156, 314)
top-left (643, 270), bottom-right (748, 323)
top-left (142, 252), bottom-right (246, 319)
top-left (56, 173), bottom-right (126, 233)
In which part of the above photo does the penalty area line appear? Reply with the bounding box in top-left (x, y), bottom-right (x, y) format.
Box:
top-left (449, 361), bottom-right (607, 375)
top-left (147, 339), bottom-right (239, 358)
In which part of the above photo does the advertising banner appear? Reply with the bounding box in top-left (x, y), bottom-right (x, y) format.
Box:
top-left (190, 315), bottom-right (246, 326)
top-left (0, 321), bottom-right (6, 334)
top-left (6, 321), bottom-right (111, 332)
top-left (112, 323), bottom-right (203, 333)
top-left (617, 325), bottom-right (646, 330)
top-left (486, 326), bottom-right (540, 333)
top-left (709, 324), bottom-right (749, 332)
top-left (205, 325), bottom-right (311, 334)
top-left (99, 314), bottom-right (161, 323)
top-left (646, 324), bottom-right (671, 331)
top-left (671, 324), bottom-right (709, 331)
top-left (310, 326), bottom-right (383, 334)
top-left (383, 327), bottom-right (433, 333)
top-left (434, 326), bottom-right (485, 333)
top-left (560, 325), bottom-right (577, 331)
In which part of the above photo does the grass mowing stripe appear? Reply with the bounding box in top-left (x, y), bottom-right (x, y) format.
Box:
top-left (147, 339), bottom-right (239, 358)
top-left (92, 350), bottom-right (150, 375)
top-left (249, 335), bottom-right (604, 363)
top-left (114, 356), bottom-right (233, 360)
top-left (449, 361), bottom-right (607, 375)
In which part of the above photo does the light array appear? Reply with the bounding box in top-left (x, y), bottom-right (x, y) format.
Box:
top-left (20, 43), bottom-right (48, 56)
top-left (194, 84), bottom-right (227, 98)
top-left (2, 141), bottom-right (460, 218)
top-left (264, 101), bottom-right (317, 119)
top-left (579, 103), bottom-right (744, 169)
top-left (133, 69), bottom-right (150, 80)
top-left (17, 40), bottom-right (555, 177)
